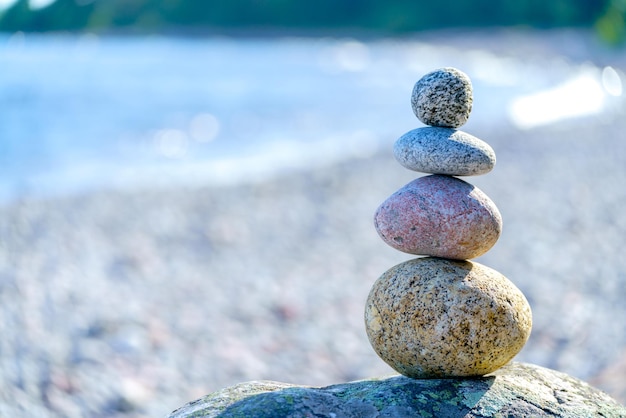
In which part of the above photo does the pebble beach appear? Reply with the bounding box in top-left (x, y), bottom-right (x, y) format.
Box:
top-left (1, 29), bottom-right (626, 417)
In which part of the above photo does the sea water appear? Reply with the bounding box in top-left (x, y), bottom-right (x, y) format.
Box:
top-left (0, 32), bottom-right (623, 202)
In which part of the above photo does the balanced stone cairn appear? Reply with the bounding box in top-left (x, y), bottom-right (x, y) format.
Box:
top-left (168, 67), bottom-right (626, 418)
top-left (365, 67), bottom-right (533, 378)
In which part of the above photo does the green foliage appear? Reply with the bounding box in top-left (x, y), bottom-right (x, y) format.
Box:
top-left (0, 0), bottom-right (616, 38)
top-left (596, 0), bottom-right (626, 45)
top-left (0, 0), bottom-right (94, 31)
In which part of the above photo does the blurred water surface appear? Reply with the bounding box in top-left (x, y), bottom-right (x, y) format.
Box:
top-left (0, 32), bottom-right (623, 202)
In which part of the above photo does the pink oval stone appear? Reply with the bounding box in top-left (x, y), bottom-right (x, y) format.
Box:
top-left (374, 175), bottom-right (502, 259)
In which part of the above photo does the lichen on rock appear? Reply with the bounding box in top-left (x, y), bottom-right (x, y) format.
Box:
top-left (167, 362), bottom-right (626, 418)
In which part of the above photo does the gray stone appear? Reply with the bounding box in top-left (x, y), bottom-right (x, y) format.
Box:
top-left (167, 362), bottom-right (626, 417)
top-left (411, 67), bottom-right (473, 128)
top-left (365, 257), bottom-right (532, 378)
top-left (394, 127), bottom-right (496, 176)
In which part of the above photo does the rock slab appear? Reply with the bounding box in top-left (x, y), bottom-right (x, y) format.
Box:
top-left (374, 174), bottom-right (502, 259)
top-left (167, 362), bottom-right (626, 418)
top-left (393, 127), bottom-right (496, 176)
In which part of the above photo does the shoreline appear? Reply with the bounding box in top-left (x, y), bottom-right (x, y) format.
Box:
top-left (2, 27), bottom-right (624, 206)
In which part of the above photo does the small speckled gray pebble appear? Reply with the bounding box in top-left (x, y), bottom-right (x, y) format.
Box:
top-left (365, 257), bottom-right (532, 378)
top-left (394, 127), bottom-right (496, 176)
top-left (411, 67), bottom-right (473, 128)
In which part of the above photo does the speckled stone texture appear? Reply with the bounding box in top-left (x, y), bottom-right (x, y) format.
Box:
top-left (411, 67), bottom-right (473, 128)
top-left (374, 174), bottom-right (502, 259)
top-left (394, 127), bottom-right (496, 176)
top-left (167, 362), bottom-right (626, 418)
top-left (364, 257), bottom-right (532, 378)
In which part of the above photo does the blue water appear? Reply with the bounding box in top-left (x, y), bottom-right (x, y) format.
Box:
top-left (1, 32), bottom-right (623, 202)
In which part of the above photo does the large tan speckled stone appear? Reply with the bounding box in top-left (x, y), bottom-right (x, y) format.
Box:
top-left (365, 257), bottom-right (532, 378)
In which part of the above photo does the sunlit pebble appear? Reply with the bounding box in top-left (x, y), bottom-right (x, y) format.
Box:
top-left (189, 113), bottom-right (220, 142)
top-left (602, 66), bottom-right (623, 97)
top-left (154, 129), bottom-right (188, 158)
top-left (120, 377), bottom-right (153, 406)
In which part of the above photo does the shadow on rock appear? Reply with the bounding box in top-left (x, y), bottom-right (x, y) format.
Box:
top-left (168, 363), bottom-right (626, 418)
top-left (218, 375), bottom-right (493, 417)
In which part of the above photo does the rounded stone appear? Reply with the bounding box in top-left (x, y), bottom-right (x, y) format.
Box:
top-left (411, 67), bottom-right (473, 128)
top-left (364, 257), bottom-right (532, 378)
top-left (393, 127), bottom-right (496, 176)
top-left (374, 174), bottom-right (502, 260)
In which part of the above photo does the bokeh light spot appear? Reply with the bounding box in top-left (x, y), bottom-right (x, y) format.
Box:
top-left (508, 70), bottom-right (606, 129)
top-left (189, 113), bottom-right (220, 143)
top-left (602, 66), bottom-right (623, 97)
top-left (154, 129), bottom-right (188, 158)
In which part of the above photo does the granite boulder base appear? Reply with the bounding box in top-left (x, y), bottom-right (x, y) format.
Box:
top-left (167, 363), bottom-right (626, 418)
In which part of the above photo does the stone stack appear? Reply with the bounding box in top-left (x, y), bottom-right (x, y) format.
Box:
top-left (365, 67), bottom-right (532, 378)
top-left (168, 67), bottom-right (626, 418)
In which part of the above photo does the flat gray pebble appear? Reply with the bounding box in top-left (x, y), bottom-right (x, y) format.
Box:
top-left (393, 127), bottom-right (496, 176)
